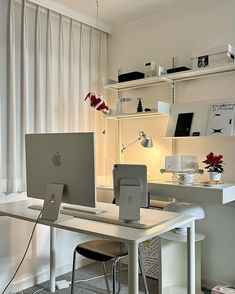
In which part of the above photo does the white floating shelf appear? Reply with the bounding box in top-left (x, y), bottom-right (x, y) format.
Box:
top-left (103, 76), bottom-right (171, 91)
top-left (105, 111), bottom-right (167, 120)
top-left (105, 101), bottom-right (171, 120)
top-left (164, 135), bottom-right (235, 139)
top-left (169, 63), bottom-right (235, 82)
top-left (165, 98), bottom-right (235, 138)
top-left (103, 63), bottom-right (235, 91)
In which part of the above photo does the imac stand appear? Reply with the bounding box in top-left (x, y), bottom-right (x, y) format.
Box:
top-left (41, 183), bottom-right (64, 222)
top-left (119, 180), bottom-right (141, 223)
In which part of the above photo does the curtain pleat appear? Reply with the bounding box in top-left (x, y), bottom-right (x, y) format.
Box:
top-left (20, 0), bottom-right (29, 190)
top-left (7, 0), bottom-right (17, 192)
top-left (69, 20), bottom-right (75, 131)
top-left (34, 5), bottom-right (44, 133)
top-left (1, 1), bottom-right (108, 193)
top-left (0, 92), bottom-right (2, 193)
top-left (46, 10), bottom-right (53, 133)
top-left (79, 25), bottom-right (93, 132)
top-left (69, 20), bottom-right (81, 132)
top-left (78, 23), bottom-right (83, 131)
top-left (58, 15), bottom-right (65, 132)
top-left (88, 28), bottom-right (94, 130)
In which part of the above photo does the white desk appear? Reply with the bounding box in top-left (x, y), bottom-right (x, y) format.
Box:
top-left (0, 200), bottom-right (195, 294)
top-left (148, 180), bottom-right (235, 204)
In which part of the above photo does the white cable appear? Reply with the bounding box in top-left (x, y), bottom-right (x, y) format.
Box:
top-left (73, 267), bottom-right (128, 284)
top-left (1, 211), bottom-right (42, 294)
top-left (32, 287), bottom-right (46, 294)
top-left (1, 201), bottom-right (51, 294)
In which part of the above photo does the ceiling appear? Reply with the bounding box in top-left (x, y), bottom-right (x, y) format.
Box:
top-left (46, 0), bottom-right (223, 31)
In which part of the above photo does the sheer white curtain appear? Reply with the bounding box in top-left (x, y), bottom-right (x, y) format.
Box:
top-left (0, 0), bottom-right (108, 193)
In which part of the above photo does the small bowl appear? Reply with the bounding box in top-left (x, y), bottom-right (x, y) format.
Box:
top-left (177, 173), bottom-right (194, 185)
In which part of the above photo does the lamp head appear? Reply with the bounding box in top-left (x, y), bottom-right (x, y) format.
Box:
top-left (139, 131), bottom-right (153, 148)
top-left (121, 131), bottom-right (153, 153)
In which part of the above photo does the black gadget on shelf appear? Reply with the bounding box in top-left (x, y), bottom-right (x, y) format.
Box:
top-left (174, 112), bottom-right (194, 137)
top-left (192, 132), bottom-right (200, 136)
top-left (118, 71), bottom-right (145, 83)
top-left (167, 66), bottom-right (191, 74)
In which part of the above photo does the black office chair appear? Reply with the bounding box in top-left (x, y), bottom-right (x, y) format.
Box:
top-left (71, 197), bottom-right (150, 294)
top-left (71, 239), bottom-right (149, 294)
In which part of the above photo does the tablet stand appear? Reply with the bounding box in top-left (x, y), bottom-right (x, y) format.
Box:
top-left (119, 184), bottom-right (141, 223)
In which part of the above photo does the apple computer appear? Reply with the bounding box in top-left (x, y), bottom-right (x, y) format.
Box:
top-left (113, 164), bottom-right (149, 222)
top-left (25, 132), bottom-right (99, 220)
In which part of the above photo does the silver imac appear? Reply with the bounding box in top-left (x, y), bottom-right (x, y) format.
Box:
top-left (25, 132), bottom-right (96, 211)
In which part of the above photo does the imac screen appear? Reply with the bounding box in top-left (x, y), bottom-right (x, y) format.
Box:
top-left (25, 132), bottom-right (96, 208)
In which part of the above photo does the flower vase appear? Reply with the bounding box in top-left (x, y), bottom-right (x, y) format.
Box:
top-left (209, 172), bottom-right (221, 182)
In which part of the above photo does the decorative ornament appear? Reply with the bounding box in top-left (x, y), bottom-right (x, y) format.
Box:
top-left (137, 98), bottom-right (143, 112)
top-left (84, 92), bottom-right (109, 114)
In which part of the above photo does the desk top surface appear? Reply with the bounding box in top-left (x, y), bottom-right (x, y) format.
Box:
top-left (0, 199), bottom-right (194, 244)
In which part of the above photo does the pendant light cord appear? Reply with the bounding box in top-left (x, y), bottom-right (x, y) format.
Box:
top-left (96, 0), bottom-right (106, 134)
top-left (96, 0), bottom-right (100, 94)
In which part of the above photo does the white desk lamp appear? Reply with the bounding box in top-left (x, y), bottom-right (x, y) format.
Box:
top-left (121, 131), bottom-right (153, 153)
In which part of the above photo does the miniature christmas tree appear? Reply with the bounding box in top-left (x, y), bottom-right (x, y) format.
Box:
top-left (137, 98), bottom-right (143, 112)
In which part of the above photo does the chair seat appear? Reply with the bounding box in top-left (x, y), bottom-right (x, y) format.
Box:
top-left (76, 240), bottom-right (128, 262)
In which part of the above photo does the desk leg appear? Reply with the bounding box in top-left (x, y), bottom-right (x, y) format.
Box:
top-left (187, 219), bottom-right (195, 294)
top-left (50, 227), bottom-right (56, 293)
top-left (128, 242), bottom-right (138, 294)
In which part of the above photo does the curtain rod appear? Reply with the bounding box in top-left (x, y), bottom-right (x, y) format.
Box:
top-left (14, 0), bottom-right (111, 34)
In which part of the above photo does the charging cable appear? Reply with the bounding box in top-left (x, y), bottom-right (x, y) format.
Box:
top-left (73, 266), bottom-right (128, 284)
top-left (55, 267), bottom-right (128, 290)
top-left (1, 200), bottom-right (52, 294)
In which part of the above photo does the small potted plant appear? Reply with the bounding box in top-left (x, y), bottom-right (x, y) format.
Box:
top-left (202, 152), bottom-right (224, 181)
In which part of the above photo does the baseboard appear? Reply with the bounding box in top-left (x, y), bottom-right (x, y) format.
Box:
top-left (9, 257), bottom-right (92, 293)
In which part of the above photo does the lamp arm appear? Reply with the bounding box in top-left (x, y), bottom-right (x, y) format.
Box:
top-left (121, 137), bottom-right (141, 153)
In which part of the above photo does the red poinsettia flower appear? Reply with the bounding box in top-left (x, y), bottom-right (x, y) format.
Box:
top-left (202, 152), bottom-right (224, 173)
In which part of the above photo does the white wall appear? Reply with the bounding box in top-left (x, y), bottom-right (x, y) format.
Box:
top-left (106, 0), bottom-right (235, 288)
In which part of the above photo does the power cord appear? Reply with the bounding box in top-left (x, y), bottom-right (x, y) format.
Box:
top-left (1, 201), bottom-right (51, 294)
top-left (32, 288), bottom-right (46, 294)
top-left (54, 267), bottom-right (128, 290)
top-left (73, 267), bottom-right (128, 284)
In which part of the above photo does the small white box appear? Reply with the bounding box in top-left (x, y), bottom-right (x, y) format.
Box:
top-left (191, 44), bottom-right (234, 68)
top-left (156, 101), bottom-right (171, 114)
top-left (165, 155), bottom-right (198, 172)
top-left (158, 65), bottom-right (167, 76)
top-left (145, 61), bottom-right (157, 77)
